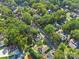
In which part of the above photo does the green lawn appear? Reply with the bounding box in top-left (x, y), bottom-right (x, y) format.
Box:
top-left (0, 57), bottom-right (9, 59)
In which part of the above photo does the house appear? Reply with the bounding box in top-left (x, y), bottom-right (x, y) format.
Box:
top-left (68, 39), bottom-right (77, 48)
top-left (40, 33), bottom-right (45, 39)
top-left (13, 7), bottom-right (18, 13)
top-left (75, 41), bottom-right (79, 49)
top-left (54, 22), bottom-right (61, 29)
top-left (56, 29), bottom-right (67, 41)
top-left (35, 34), bottom-right (41, 42)
top-left (71, 12), bottom-right (77, 18)
top-left (43, 50), bottom-right (55, 59)
top-left (45, 52), bottom-right (54, 59)
top-left (38, 45), bottom-right (49, 54)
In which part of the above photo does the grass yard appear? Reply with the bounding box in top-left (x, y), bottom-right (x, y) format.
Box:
top-left (0, 57), bottom-right (9, 59)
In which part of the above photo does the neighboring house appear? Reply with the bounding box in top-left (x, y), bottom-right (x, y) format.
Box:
top-left (38, 45), bottom-right (49, 54)
top-left (75, 41), bottom-right (79, 49)
top-left (40, 33), bottom-right (45, 39)
top-left (71, 12), bottom-right (77, 18)
top-left (56, 29), bottom-right (63, 34)
top-left (54, 22), bottom-right (61, 29)
top-left (35, 34), bottom-right (41, 42)
top-left (13, 7), bottom-right (18, 13)
top-left (56, 29), bottom-right (67, 41)
top-left (68, 39), bottom-right (77, 48)
top-left (43, 50), bottom-right (55, 59)
top-left (45, 53), bottom-right (54, 59)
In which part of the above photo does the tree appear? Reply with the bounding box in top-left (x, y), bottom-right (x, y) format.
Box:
top-left (14, 0), bottom-right (26, 5)
top-left (0, 17), bottom-right (32, 51)
top-left (22, 12), bottom-right (33, 25)
top-left (54, 43), bottom-right (79, 59)
top-left (29, 48), bottom-right (42, 59)
top-left (44, 24), bottom-right (55, 34)
top-left (51, 9), bottom-right (66, 24)
top-left (0, 4), bottom-right (12, 16)
top-left (4, 0), bottom-right (16, 4)
top-left (70, 29), bottom-right (79, 40)
top-left (49, 0), bottom-right (65, 5)
top-left (46, 4), bottom-right (59, 11)
top-left (15, 35), bottom-right (28, 51)
top-left (39, 14), bottom-right (52, 26)
top-left (32, 2), bottom-right (47, 15)
top-left (54, 43), bottom-right (66, 59)
top-left (65, 0), bottom-right (79, 9)
top-left (62, 20), bottom-right (79, 33)
top-left (30, 28), bottom-right (39, 35)
top-left (50, 32), bottom-right (61, 45)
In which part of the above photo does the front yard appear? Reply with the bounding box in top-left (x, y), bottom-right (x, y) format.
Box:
top-left (0, 57), bottom-right (9, 59)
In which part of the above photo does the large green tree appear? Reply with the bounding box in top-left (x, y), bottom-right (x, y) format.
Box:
top-left (62, 20), bottom-right (79, 33)
top-left (70, 29), bottom-right (79, 40)
top-left (0, 17), bottom-right (31, 51)
top-left (44, 24), bottom-right (55, 34)
top-left (54, 43), bottom-right (79, 59)
top-left (50, 32), bottom-right (61, 45)
top-left (0, 4), bottom-right (12, 16)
